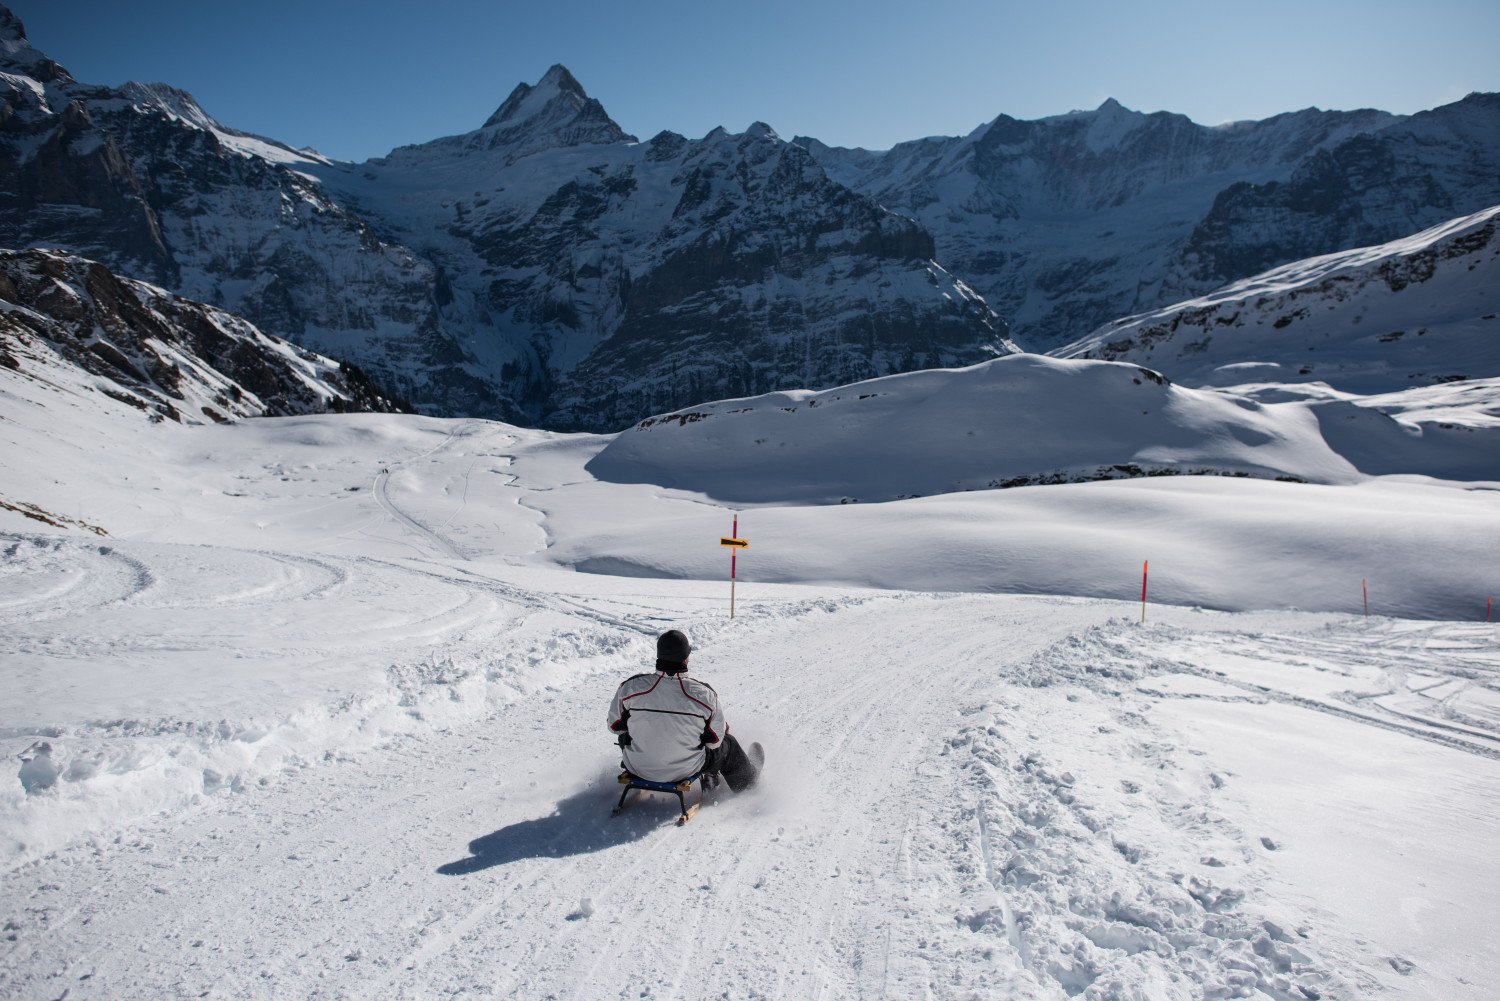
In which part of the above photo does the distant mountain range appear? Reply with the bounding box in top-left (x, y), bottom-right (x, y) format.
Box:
top-left (802, 93), bottom-right (1500, 352)
top-left (1, 4), bottom-right (1497, 430)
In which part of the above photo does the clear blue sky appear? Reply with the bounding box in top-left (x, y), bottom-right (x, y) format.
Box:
top-left (12, 0), bottom-right (1500, 162)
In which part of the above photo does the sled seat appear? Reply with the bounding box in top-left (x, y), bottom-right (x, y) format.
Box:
top-left (612, 770), bottom-right (710, 824)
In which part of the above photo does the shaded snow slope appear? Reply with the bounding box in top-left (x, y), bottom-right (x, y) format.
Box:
top-left (1058, 204), bottom-right (1500, 393)
top-left (538, 472), bottom-right (1499, 621)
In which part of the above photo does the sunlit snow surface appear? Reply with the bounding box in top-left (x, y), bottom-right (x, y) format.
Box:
top-left (2, 355), bottom-right (1499, 998)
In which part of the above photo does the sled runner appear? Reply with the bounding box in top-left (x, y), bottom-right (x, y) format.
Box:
top-left (611, 770), bottom-right (716, 825)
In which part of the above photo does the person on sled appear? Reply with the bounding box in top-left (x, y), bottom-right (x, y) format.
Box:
top-left (607, 629), bottom-right (761, 792)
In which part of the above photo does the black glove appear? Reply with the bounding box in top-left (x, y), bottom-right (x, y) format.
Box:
top-left (617, 730), bottom-right (632, 748)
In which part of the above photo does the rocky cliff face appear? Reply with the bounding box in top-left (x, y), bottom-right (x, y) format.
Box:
top-left (0, 248), bottom-right (408, 422)
top-left (0, 11), bottom-right (494, 418)
top-left (803, 96), bottom-right (1500, 349)
top-left (0, 12), bottom-right (1012, 431)
top-left (1168, 94), bottom-right (1500, 293)
top-left (335, 109), bottom-right (1012, 430)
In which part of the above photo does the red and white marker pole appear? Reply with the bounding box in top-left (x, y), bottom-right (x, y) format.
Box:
top-left (718, 518), bottom-right (750, 619)
top-left (1140, 560), bottom-right (1149, 624)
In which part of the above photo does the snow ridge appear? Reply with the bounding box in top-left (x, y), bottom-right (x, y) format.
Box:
top-left (1056, 203), bottom-right (1500, 395)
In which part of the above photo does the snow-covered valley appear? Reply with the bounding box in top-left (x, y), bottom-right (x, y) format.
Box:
top-left (3, 345), bottom-right (1498, 998)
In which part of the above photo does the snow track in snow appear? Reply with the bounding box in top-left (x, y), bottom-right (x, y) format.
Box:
top-left (1136, 621), bottom-right (1500, 760)
top-left (13, 594), bottom-right (1476, 998)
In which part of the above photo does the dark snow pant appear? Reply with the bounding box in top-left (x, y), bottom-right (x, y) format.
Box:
top-left (703, 734), bottom-right (759, 792)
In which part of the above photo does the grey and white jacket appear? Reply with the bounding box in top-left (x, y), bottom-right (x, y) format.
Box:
top-left (607, 672), bottom-right (727, 783)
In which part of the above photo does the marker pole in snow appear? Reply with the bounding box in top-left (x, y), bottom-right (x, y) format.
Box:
top-left (1363, 579), bottom-right (1369, 619)
top-left (1488, 596), bottom-right (1492, 622)
top-left (719, 516), bottom-right (750, 619)
top-left (1140, 561), bottom-right (1149, 623)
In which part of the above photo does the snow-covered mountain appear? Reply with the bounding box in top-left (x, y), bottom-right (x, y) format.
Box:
top-left (802, 94), bottom-right (1500, 348)
top-left (0, 10), bottom-right (1011, 430)
top-left (323, 70), bottom-right (1013, 431)
top-left (0, 247), bottom-right (406, 425)
top-left (1057, 204), bottom-right (1500, 393)
top-left (8, 4), bottom-right (1497, 430)
top-left (0, 9), bottom-right (491, 417)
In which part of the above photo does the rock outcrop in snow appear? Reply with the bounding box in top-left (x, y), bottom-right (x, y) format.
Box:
top-left (0, 248), bottom-right (407, 422)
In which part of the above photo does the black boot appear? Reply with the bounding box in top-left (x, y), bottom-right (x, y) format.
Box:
top-left (705, 734), bottom-right (760, 792)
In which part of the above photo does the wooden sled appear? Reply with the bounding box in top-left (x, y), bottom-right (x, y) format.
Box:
top-left (611, 770), bottom-right (713, 825)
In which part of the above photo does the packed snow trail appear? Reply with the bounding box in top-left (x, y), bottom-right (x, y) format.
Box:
top-left (11, 592), bottom-right (1098, 999)
top-left (10, 591), bottom-right (1489, 999)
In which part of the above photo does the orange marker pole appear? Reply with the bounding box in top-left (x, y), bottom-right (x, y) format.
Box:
top-left (1140, 560), bottom-right (1149, 623)
top-left (1363, 579), bottom-right (1368, 619)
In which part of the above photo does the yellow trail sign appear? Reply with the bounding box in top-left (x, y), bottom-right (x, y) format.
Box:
top-left (719, 537), bottom-right (749, 548)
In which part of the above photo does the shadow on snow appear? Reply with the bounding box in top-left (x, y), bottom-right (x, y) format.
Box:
top-left (437, 784), bottom-right (684, 875)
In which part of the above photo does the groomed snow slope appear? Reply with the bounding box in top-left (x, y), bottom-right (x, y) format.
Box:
top-left (3, 360), bottom-right (1499, 999)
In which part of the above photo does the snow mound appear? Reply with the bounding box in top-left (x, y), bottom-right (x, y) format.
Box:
top-left (588, 353), bottom-right (1482, 504)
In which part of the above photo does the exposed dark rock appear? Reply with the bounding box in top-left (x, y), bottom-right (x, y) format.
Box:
top-left (0, 248), bottom-right (410, 419)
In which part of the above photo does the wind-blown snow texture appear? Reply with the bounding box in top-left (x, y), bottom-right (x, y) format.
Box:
top-left (2, 5), bottom-right (1496, 427)
top-left (3, 329), bottom-right (1499, 997)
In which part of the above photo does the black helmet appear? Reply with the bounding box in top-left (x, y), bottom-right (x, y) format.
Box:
top-left (656, 629), bottom-right (691, 670)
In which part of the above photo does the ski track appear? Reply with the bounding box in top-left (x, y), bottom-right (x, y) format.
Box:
top-left (1152, 622), bottom-right (1500, 761)
top-left (369, 420), bottom-right (501, 564)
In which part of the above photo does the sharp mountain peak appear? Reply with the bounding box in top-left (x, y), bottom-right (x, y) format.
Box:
top-left (483, 63), bottom-right (592, 129)
top-left (0, 3), bottom-right (27, 45)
